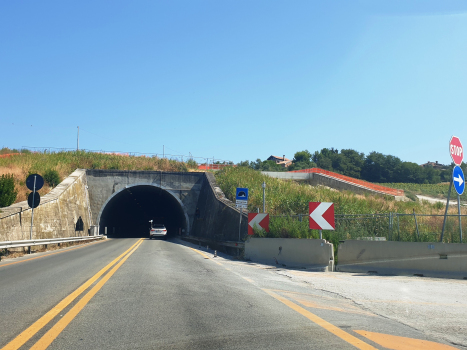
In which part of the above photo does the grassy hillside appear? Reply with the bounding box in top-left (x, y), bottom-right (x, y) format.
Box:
top-left (379, 182), bottom-right (467, 201)
top-left (0, 149), bottom-right (198, 204)
top-left (215, 167), bottom-right (464, 245)
top-left (215, 167), bottom-right (451, 216)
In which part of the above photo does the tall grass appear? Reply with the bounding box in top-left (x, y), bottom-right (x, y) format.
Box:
top-left (0, 150), bottom-right (199, 204)
top-left (380, 182), bottom-right (467, 201)
top-left (215, 167), bottom-right (450, 216)
top-left (215, 167), bottom-right (464, 243)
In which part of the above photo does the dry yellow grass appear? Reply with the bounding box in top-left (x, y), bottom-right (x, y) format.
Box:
top-left (0, 150), bottom-right (201, 206)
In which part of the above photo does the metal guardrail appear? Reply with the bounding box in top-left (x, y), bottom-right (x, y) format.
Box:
top-left (0, 235), bottom-right (105, 250)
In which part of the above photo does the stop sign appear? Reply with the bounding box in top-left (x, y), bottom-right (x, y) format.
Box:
top-left (450, 136), bottom-right (463, 165)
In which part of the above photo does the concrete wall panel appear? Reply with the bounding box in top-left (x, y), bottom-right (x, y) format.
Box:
top-left (191, 173), bottom-right (248, 242)
top-left (245, 237), bottom-right (334, 270)
top-left (337, 240), bottom-right (467, 279)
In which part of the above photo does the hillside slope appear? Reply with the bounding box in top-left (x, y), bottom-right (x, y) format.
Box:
top-left (0, 150), bottom-right (198, 205)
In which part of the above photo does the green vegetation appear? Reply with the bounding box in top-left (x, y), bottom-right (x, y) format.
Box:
top-left (0, 148), bottom-right (199, 204)
top-left (0, 149), bottom-right (194, 176)
top-left (380, 182), bottom-right (467, 201)
top-left (215, 167), bottom-right (463, 244)
top-left (215, 166), bottom-right (426, 216)
top-left (238, 148), bottom-right (454, 184)
top-left (0, 174), bottom-right (18, 207)
top-left (43, 169), bottom-right (61, 188)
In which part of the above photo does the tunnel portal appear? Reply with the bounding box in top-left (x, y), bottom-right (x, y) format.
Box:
top-left (98, 185), bottom-right (187, 238)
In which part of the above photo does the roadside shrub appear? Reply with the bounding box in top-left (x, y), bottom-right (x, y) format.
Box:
top-left (404, 190), bottom-right (418, 202)
top-left (43, 169), bottom-right (61, 187)
top-left (0, 174), bottom-right (17, 207)
top-left (186, 159), bottom-right (198, 169)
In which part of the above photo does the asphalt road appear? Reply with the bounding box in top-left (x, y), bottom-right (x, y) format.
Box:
top-left (0, 238), bottom-right (463, 350)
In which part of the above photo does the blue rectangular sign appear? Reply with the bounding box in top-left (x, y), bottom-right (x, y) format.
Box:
top-left (236, 188), bottom-right (249, 201)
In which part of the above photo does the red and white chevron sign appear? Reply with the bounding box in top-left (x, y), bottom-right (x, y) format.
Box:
top-left (309, 202), bottom-right (335, 230)
top-left (248, 213), bottom-right (269, 235)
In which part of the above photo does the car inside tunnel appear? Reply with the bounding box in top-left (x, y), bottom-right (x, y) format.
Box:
top-left (99, 185), bottom-right (187, 238)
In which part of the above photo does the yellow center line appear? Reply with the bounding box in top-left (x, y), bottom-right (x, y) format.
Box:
top-left (241, 276), bottom-right (255, 283)
top-left (30, 239), bottom-right (144, 350)
top-left (0, 239), bottom-right (106, 268)
top-left (1, 238), bottom-right (143, 350)
top-left (262, 289), bottom-right (377, 350)
top-left (189, 247), bottom-right (211, 259)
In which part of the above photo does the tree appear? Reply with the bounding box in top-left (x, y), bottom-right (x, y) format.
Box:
top-left (288, 150), bottom-right (315, 171)
top-left (0, 174), bottom-right (17, 207)
top-left (361, 152), bottom-right (388, 182)
top-left (237, 160), bottom-right (251, 167)
top-left (338, 149), bottom-right (365, 178)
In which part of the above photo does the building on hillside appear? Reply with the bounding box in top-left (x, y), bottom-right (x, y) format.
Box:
top-left (267, 155), bottom-right (292, 168)
top-left (420, 161), bottom-right (446, 170)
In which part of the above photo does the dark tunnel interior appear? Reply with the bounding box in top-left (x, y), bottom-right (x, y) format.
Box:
top-left (99, 185), bottom-right (187, 238)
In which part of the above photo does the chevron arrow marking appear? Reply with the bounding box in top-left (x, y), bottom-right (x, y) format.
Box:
top-left (309, 202), bottom-right (335, 230)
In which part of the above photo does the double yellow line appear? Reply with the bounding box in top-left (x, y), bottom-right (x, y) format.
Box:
top-left (2, 238), bottom-right (144, 350)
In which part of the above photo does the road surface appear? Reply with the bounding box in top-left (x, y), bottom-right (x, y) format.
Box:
top-left (0, 238), bottom-right (464, 349)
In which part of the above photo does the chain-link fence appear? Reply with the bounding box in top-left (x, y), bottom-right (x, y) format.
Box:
top-left (268, 213), bottom-right (466, 243)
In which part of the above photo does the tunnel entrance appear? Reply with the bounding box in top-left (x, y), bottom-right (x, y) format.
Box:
top-left (98, 185), bottom-right (188, 238)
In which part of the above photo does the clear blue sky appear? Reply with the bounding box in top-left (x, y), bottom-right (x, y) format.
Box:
top-left (1, 1), bottom-right (467, 165)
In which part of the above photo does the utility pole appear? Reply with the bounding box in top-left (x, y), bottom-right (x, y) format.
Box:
top-left (77, 126), bottom-right (79, 151)
top-left (163, 145), bottom-right (164, 158)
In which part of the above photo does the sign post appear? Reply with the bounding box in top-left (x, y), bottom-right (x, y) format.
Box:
top-left (453, 165), bottom-right (465, 243)
top-left (309, 202), bottom-right (335, 240)
top-left (236, 188), bottom-right (249, 241)
top-left (26, 174), bottom-right (44, 254)
top-left (442, 137), bottom-right (464, 242)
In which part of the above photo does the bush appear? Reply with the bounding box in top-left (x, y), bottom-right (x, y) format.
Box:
top-left (0, 174), bottom-right (17, 207)
top-left (404, 190), bottom-right (419, 202)
top-left (186, 159), bottom-right (198, 169)
top-left (43, 169), bottom-right (61, 187)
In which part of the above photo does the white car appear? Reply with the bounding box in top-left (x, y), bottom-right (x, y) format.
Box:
top-left (149, 224), bottom-right (167, 239)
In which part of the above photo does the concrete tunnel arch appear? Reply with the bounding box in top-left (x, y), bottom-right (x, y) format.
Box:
top-left (97, 183), bottom-right (190, 238)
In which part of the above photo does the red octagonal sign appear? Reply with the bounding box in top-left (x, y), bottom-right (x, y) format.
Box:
top-left (450, 136), bottom-right (463, 165)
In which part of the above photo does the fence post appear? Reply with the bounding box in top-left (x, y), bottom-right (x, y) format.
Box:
top-left (397, 214), bottom-right (400, 241)
top-left (413, 209), bottom-right (420, 241)
top-left (441, 178), bottom-right (453, 242)
top-left (458, 193), bottom-right (463, 243)
top-left (388, 212), bottom-right (392, 241)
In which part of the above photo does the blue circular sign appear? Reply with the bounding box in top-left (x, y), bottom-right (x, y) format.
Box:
top-left (453, 166), bottom-right (465, 195)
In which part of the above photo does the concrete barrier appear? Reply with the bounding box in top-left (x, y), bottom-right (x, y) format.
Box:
top-left (337, 240), bottom-right (467, 279)
top-left (245, 238), bottom-right (334, 271)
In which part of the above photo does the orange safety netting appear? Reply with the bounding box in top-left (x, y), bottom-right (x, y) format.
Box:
top-left (0, 153), bottom-right (22, 158)
top-left (198, 164), bottom-right (235, 170)
top-left (289, 168), bottom-right (404, 196)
